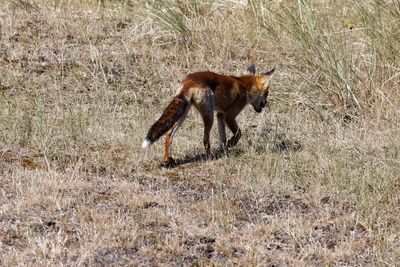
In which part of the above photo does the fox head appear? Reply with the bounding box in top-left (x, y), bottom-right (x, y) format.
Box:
top-left (245, 64), bottom-right (275, 113)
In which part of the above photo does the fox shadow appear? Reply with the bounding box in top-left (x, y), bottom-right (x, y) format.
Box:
top-left (160, 148), bottom-right (244, 168)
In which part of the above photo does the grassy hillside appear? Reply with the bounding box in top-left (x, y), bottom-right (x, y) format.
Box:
top-left (1, 0), bottom-right (399, 265)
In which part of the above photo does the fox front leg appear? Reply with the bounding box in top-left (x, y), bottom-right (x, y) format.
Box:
top-left (225, 116), bottom-right (241, 148)
top-left (217, 112), bottom-right (227, 150)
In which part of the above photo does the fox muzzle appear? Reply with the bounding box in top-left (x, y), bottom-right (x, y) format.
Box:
top-left (260, 99), bottom-right (267, 108)
top-left (254, 100), bottom-right (268, 113)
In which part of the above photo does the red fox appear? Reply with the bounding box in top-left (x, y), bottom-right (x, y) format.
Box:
top-left (142, 64), bottom-right (275, 166)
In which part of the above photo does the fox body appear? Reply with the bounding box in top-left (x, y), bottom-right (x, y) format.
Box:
top-left (142, 65), bottom-right (275, 165)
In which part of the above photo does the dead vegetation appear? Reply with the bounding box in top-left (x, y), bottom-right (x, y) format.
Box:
top-left (0, 0), bottom-right (399, 265)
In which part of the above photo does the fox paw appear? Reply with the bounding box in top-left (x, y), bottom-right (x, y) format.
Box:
top-left (227, 138), bottom-right (238, 148)
top-left (161, 158), bottom-right (176, 168)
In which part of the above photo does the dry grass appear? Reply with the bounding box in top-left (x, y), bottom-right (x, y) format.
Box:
top-left (1, 0), bottom-right (399, 266)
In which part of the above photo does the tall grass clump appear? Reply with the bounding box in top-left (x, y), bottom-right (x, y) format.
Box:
top-left (250, 0), bottom-right (400, 118)
top-left (351, 0), bottom-right (400, 112)
top-left (146, 0), bottom-right (190, 37)
top-left (145, 0), bottom-right (216, 47)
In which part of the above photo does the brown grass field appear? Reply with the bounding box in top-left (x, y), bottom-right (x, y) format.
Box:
top-left (1, 0), bottom-right (399, 266)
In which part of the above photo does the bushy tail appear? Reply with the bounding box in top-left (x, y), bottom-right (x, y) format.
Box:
top-left (142, 96), bottom-right (190, 148)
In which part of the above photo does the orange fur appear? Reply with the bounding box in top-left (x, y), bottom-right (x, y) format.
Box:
top-left (142, 65), bottom-right (275, 165)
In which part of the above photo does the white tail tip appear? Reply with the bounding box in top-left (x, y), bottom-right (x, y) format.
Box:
top-left (142, 139), bottom-right (151, 148)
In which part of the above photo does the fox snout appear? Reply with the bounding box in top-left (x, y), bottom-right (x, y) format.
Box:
top-left (253, 99), bottom-right (268, 113)
top-left (254, 106), bottom-right (263, 113)
top-left (260, 99), bottom-right (267, 108)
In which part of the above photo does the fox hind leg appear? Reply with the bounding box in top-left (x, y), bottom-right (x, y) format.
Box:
top-left (164, 129), bottom-right (176, 165)
top-left (194, 90), bottom-right (215, 157)
top-left (163, 106), bottom-right (190, 166)
top-left (201, 105), bottom-right (214, 157)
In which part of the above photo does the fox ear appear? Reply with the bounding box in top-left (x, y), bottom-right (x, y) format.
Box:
top-left (263, 68), bottom-right (275, 78)
top-left (246, 64), bottom-right (256, 75)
